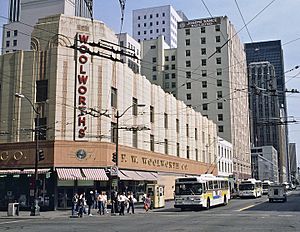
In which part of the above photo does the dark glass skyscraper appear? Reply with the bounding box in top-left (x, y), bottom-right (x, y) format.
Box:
top-left (245, 40), bottom-right (286, 110)
top-left (245, 40), bottom-right (289, 182)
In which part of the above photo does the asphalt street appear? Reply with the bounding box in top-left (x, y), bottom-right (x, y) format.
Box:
top-left (1, 190), bottom-right (300, 232)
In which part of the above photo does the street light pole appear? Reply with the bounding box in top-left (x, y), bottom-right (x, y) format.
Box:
top-left (15, 93), bottom-right (40, 216)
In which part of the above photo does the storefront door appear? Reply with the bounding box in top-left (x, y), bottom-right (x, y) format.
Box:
top-left (57, 187), bottom-right (74, 209)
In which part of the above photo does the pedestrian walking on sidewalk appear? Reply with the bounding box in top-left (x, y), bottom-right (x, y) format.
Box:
top-left (94, 190), bottom-right (99, 209)
top-left (71, 193), bottom-right (79, 216)
top-left (78, 193), bottom-right (86, 217)
top-left (127, 192), bottom-right (136, 214)
top-left (86, 191), bottom-right (94, 216)
top-left (98, 191), bottom-right (107, 215)
top-left (111, 190), bottom-right (118, 214)
top-left (144, 194), bottom-right (151, 212)
top-left (118, 192), bottom-right (128, 216)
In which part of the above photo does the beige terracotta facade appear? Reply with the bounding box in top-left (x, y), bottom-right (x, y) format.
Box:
top-left (0, 15), bottom-right (218, 201)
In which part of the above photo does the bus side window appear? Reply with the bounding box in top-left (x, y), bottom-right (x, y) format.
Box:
top-left (209, 181), bottom-right (213, 190)
top-left (214, 181), bottom-right (218, 189)
top-left (218, 180), bottom-right (222, 189)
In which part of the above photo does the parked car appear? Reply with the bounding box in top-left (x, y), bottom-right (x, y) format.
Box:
top-left (268, 184), bottom-right (287, 202)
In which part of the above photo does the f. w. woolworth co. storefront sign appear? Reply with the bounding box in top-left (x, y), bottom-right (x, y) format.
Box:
top-left (120, 153), bottom-right (188, 171)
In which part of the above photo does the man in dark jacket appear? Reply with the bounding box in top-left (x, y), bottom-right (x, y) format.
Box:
top-left (86, 191), bottom-right (94, 216)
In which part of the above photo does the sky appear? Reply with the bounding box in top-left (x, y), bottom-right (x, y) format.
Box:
top-left (0, 0), bottom-right (300, 165)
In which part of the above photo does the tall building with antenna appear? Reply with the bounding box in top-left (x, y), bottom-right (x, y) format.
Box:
top-left (2, 0), bottom-right (93, 54)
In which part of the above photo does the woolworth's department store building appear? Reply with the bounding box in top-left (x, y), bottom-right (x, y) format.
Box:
top-left (0, 15), bottom-right (217, 210)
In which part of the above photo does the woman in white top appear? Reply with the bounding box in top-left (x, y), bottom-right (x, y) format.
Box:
top-left (118, 192), bottom-right (128, 215)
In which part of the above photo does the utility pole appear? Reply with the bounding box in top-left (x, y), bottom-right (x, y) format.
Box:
top-left (15, 93), bottom-right (41, 216)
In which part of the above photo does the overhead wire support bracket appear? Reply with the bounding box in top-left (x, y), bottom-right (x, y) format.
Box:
top-left (68, 44), bottom-right (123, 63)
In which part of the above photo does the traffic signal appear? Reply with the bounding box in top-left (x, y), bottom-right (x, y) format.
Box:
top-left (112, 152), bottom-right (117, 163)
top-left (38, 149), bottom-right (45, 161)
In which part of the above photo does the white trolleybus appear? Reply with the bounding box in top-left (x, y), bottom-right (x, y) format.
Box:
top-left (174, 174), bottom-right (230, 210)
top-left (262, 180), bottom-right (273, 195)
top-left (238, 179), bottom-right (262, 198)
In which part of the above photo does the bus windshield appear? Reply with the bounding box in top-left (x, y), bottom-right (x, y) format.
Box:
top-left (175, 183), bottom-right (203, 195)
top-left (262, 183), bottom-right (269, 190)
top-left (239, 184), bottom-right (254, 190)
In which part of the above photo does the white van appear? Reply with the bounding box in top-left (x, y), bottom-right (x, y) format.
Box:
top-left (268, 184), bottom-right (287, 202)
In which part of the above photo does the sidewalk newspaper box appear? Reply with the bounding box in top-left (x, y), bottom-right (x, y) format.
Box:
top-left (7, 203), bottom-right (19, 216)
top-left (146, 184), bottom-right (165, 208)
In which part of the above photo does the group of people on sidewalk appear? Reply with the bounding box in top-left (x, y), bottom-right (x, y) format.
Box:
top-left (72, 190), bottom-right (152, 217)
top-left (72, 190), bottom-right (108, 217)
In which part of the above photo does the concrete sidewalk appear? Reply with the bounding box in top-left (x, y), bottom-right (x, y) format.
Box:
top-left (0, 201), bottom-right (175, 219)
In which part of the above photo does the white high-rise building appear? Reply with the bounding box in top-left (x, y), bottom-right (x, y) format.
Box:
top-left (132, 5), bottom-right (187, 48)
top-left (141, 16), bottom-right (251, 179)
top-left (116, 33), bottom-right (141, 74)
top-left (2, 0), bottom-right (93, 54)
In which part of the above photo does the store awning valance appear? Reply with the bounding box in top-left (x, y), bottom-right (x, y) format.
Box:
top-left (56, 168), bottom-right (83, 180)
top-left (121, 170), bottom-right (144, 181)
top-left (56, 168), bottom-right (109, 181)
top-left (82, 168), bottom-right (108, 181)
top-left (0, 169), bottom-right (50, 175)
top-left (136, 171), bottom-right (158, 181)
top-left (118, 170), bottom-right (132, 180)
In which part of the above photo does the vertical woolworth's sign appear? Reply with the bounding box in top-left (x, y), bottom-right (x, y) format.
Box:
top-left (76, 34), bottom-right (90, 139)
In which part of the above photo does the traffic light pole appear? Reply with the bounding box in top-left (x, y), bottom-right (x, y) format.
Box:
top-left (115, 110), bottom-right (119, 167)
top-left (31, 112), bottom-right (40, 216)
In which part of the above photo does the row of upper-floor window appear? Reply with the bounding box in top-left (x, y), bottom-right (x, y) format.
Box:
top-left (137, 12), bottom-right (166, 20)
top-left (6, 40), bottom-right (18, 48)
top-left (218, 161), bottom-right (233, 173)
top-left (138, 36), bottom-right (167, 43)
top-left (149, 134), bottom-right (201, 159)
top-left (164, 81), bottom-right (176, 89)
top-left (152, 70), bottom-right (223, 83)
top-left (184, 25), bottom-right (221, 35)
top-left (185, 36), bottom-right (221, 45)
top-left (139, 35), bottom-right (221, 45)
top-left (219, 146), bottom-right (232, 159)
top-left (151, 58), bottom-right (222, 72)
top-left (111, 88), bottom-right (211, 137)
top-left (187, 101), bottom-right (225, 111)
top-left (138, 20), bottom-right (166, 27)
top-left (152, 72), bottom-right (176, 81)
top-left (184, 80), bottom-right (223, 89)
top-left (6, 30), bottom-right (18, 38)
top-left (186, 90), bottom-right (223, 101)
top-left (119, 40), bottom-right (140, 56)
top-left (154, 72), bottom-right (177, 80)
top-left (186, 69), bottom-right (223, 78)
top-left (152, 69), bottom-right (223, 82)
top-left (185, 47), bottom-right (221, 56)
top-left (185, 57), bottom-right (222, 67)
top-left (137, 28), bottom-right (166, 35)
